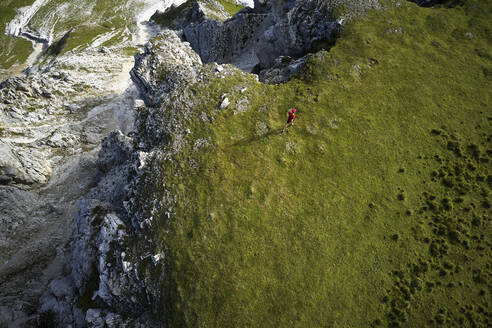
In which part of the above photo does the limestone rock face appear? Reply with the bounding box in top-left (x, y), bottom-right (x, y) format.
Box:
top-left (40, 129), bottom-right (159, 327)
top-left (170, 0), bottom-right (380, 81)
top-left (97, 131), bottom-right (133, 173)
top-left (0, 29), bottom-right (138, 327)
top-left (131, 30), bottom-right (203, 106)
top-left (181, 5), bottom-right (264, 71)
top-left (0, 140), bottom-right (52, 185)
top-left (259, 55), bottom-right (308, 84)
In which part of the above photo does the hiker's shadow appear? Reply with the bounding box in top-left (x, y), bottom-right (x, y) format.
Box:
top-left (232, 129), bottom-right (281, 147)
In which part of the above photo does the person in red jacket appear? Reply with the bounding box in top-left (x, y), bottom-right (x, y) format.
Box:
top-left (282, 108), bottom-right (296, 133)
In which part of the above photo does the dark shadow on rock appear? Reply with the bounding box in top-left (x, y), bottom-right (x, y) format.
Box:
top-left (45, 28), bottom-right (74, 57)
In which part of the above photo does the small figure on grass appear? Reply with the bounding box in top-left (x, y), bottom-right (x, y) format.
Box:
top-left (281, 108), bottom-right (296, 133)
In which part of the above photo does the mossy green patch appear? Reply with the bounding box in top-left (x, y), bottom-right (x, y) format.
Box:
top-left (141, 0), bottom-right (491, 327)
top-left (60, 25), bottom-right (111, 53)
top-left (217, 0), bottom-right (243, 16)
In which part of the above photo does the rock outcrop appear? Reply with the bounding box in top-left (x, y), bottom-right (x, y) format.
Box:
top-left (153, 0), bottom-right (379, 82)
top-left (40, 129), bottom-right (160, 327)
top-left (0, 140), bottom-right (52, 185)
top-left (0, 45), bottom-right (138, 326)
top-left (258, 55), bottom-right (309, 84)
top-left (131, 30), bottom-right (203, 107)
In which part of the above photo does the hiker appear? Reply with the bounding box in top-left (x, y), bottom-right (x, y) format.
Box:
top-left (282, 108), bottom-right (296, 133)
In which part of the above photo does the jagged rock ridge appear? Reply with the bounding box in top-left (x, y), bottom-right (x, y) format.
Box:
top-left (152, 0), bottom-right (380, 82)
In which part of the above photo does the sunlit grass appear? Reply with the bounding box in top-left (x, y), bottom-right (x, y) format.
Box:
top-left (137, 0), bottom-right (491, 326)
top-left (218, 0), bottom-right (243, 15)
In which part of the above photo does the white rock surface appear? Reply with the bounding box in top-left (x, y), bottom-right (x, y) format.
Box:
top-left (220, 97), bottom-right (230, 109)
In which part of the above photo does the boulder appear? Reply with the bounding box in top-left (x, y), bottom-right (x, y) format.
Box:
top-left (0, 141), bottom-right (52, 185)
top-left (130, 30), bottom-right (203, 106)
top-left (259, 55), bottom-right (308, 83)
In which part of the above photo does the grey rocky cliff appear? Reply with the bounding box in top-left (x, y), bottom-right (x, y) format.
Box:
top-left (40, 130), bottom-right (164, 327)
top-left (0, 44), bottom-right (139, 326)
top-left (38, 29), bottom-right (205, 326)
top-left (154, 0), bottom-right (380, 82)
top-left (0, 47), bottom-right (136, 189)
top-left (131, 31), bottom-right (203, 107)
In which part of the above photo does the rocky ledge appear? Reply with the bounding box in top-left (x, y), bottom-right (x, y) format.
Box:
top-left (0, 45), bottom-right (137, 326)
top-left (152, 0), bottom-right (380, 82)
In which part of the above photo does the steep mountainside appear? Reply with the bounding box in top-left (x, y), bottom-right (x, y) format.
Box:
top-left (0, 0), bottom-right (490, 327)
top-left (129, 0), bottom-right (491, 326)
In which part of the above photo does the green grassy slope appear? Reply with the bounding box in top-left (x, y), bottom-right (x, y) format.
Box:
top-left (145, 0), bottom-right (491, 326)
top-left (31, 0), bottom-right (137, 53)
top-left (0, 0), bottom-right (36, 72)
